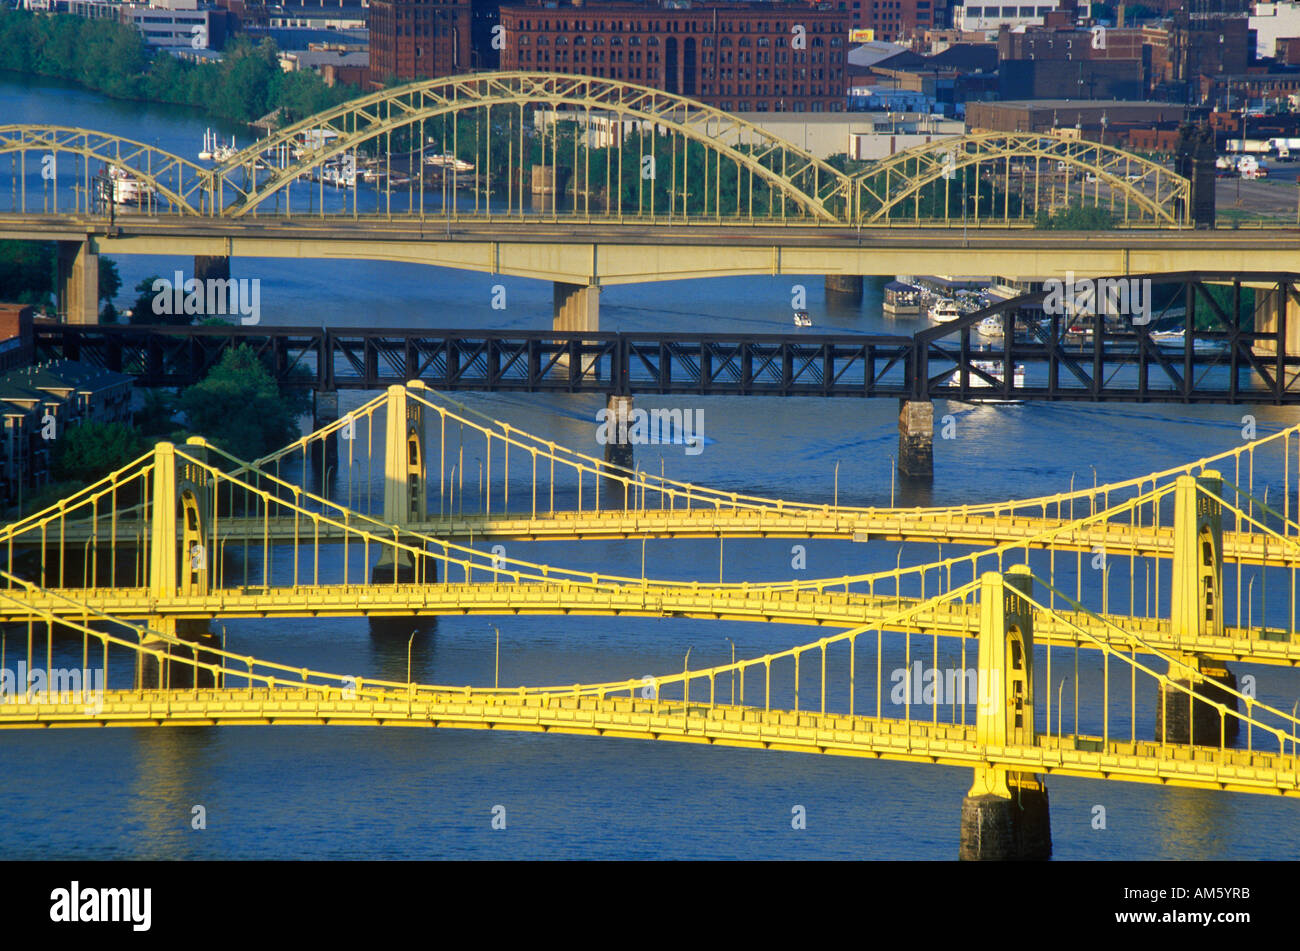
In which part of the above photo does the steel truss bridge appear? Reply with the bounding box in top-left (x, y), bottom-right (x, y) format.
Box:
top-left (31, 271), bottom-right (1300, 404)
top-left (2, 381), bottom-right (1299, 859)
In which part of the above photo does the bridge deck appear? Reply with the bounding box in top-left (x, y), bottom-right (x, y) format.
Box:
top-left (9, 582), bottom-right (1299, 666)
top-left (3, 688), bottom-right (1294, 797)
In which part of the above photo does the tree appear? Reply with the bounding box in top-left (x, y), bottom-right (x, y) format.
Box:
top-left (1034, 203), bottom-right (1116, 230)
top-left (135, 388), bottom-right (180, 436)
top-left (179, 344), bottom-right (302, 460)
top-left (0, 239), bottom-right (55, 307)
top-left (127, 274), bottom-right (188, 325)
top-left (51, 421), bottom-right (145, 484)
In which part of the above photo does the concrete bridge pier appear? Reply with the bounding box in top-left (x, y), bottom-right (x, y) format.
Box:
top-left (602, 393), bottom-right (635, 509)
top-left (312, 389), bottom-right (340, 472)
top-left (898, 399), bottom-right (934, 482)
top-left (960, 778), bottom-right (1052, 862)
top-left (136, 617), bottom-right (222, 690)
top-left (554, 281), bottom-right (600, 333)
top-left (1157, 658), bottom-right (1239, 746)
top-left (56, 240), bottom-right (98, 324)
top-left (194, 254), bottom-right (231, 284)
top-left (823, 274), bottom-right (864, 304)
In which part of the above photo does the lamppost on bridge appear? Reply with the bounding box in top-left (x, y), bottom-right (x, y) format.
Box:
top-left (407, 629), bottom-right (418, 697)
top-left (492, 624), bottom-right (501, 688)
top-left (684, 645), bottom-right (694, 706)
top-left (724, 636), bottom-right (736, 705)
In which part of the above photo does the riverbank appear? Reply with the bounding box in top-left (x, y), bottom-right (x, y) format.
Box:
top-left (0, 9), bottom-right (354, 125)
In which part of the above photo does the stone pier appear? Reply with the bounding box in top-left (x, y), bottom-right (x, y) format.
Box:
top-left (194, 254), bottom-right (231, 284)
top-left (1156, 660), bottom-right (1239, 746)
top-left (898, 399), bottom-right (934, 480)
top-left (136, 618), bottom-right (222, 690)
top-left (312, 389), bottom-right (340, 471)
top-left (960, 780), bottom-right (1052, 861)
top-left (553, 281), bottom-right (600, 333)
top-left (602, 393), bottom-right (635, 509)
top-left (56, 240), bottom-right (98, 324)
top-left (824, 274), bottom-right (864, 304)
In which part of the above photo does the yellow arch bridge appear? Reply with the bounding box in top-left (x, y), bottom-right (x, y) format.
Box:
top-left (1, 386), bottom-right (1299, 857)
top-left (0, 73), bottom-right (1191, 227)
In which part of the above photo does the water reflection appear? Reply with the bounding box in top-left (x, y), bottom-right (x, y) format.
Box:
top-left (129, 727), bottom-right (221, 858)
top-left (368, 625), bottom-right (438, 684)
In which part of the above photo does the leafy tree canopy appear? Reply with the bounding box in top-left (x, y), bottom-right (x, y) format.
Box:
top-left (1034, 204), bottom-right (1116, 230)
top-left (51, 421), bottom-right (145, 484)
top-left (179, 344), bottom-right (301, 460)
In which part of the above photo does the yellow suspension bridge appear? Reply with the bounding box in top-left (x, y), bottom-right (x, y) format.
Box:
top-left (2, 383), bottom-right (1299, 857)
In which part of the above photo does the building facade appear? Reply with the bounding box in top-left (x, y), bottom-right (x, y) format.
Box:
top-left (848, 0), bottom-right (949, 43)
top-left (66, 0), bottom-right (231, 50)
top-left (498, 0), bottom-right (848, 112)
top-left (368, 0), bottom-right (474, 81)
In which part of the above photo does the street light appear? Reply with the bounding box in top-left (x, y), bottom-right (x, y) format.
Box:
top-left (406, 629), bottom-right (417, 692)
top-left (490, 624), bottom-right (501, 687)
top-left (1057, 676), bottom-right (1068, 738)
top-left (724, 636), bottom-right (737, 705)
top-left (684, 645), bottom-right (694, 706)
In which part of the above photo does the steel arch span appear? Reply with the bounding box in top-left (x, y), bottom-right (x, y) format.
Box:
top-left (852, 130), bottom-right (1191, 227)
top-left (213, 71), bottom-right (853, 221)
top-left (0, 125), bottom-right (212, 216)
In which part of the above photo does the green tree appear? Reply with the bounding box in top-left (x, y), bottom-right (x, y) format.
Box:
top-left (135, 388), bottom-right (180, 436)
top-left (98, 256), bottom-right (121, 310)
top-left (0, 239), bottom-right (55, 306)
top-left (1035, 204), bottom-right (1116, 230)
top-left (179, 344), bottom-right (301, 459)
top-left (51, 421), bottom-right (145, 484)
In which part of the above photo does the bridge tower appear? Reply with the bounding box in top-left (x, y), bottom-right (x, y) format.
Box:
top-left (1157, 470), bottom-right (1239, 745)
top-left (371, 382), bottom-right (432, 587)
top-left (959, 565), bottom-right (1052, 861)
top-left (137, 438), bottom-right (222, 690)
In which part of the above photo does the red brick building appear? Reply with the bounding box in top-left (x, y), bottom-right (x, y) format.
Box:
top-left (499, 0), bottom-right (848, 112)
top-left (851, 0), bottom-right (949, 43)
top-left (369, 0), bottom-right (474, 82)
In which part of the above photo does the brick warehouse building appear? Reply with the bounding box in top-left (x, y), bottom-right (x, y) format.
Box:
top-left (498, 1), bottom-right (848, 112)
top-left (369, 0), bottom-right (475, 80)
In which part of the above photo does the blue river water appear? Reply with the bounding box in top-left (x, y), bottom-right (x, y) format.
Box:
top-left (1, 73), bottom-right (1298, 859)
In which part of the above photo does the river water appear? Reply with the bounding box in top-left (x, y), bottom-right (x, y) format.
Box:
top-left (1, 73), bottom-right (1297, 859)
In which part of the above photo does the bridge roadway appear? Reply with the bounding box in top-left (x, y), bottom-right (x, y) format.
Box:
top-left (17, 509), bottom-right (1300, 568)
top-left (9, 582), bottom-right (1299, 666)
top-left (8, 215), bottom-right (1300, 282)
top-left (0, 687), bottom-right (1293, 796)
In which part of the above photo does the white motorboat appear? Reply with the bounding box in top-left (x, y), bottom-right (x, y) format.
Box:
top-left (930, 298), bottom-right (962, 322)
top-left (976, 315), bottom-right (1004, 338)
top-left (425, 151), bottom-right (476, 172)
top-left (1148, 330), bottom-right (1228, 353)
top-left (949, 359), bottom-right (1026, 403)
